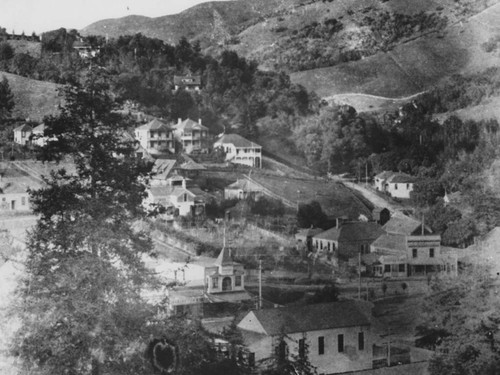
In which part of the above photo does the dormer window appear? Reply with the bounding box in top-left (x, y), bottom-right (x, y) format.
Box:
top-left (235, 275), bottom-right (242, 286)
top-left (212, 277), bottom-right (218, 288)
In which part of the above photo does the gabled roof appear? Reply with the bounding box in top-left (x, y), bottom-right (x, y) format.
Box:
top-left (371, 233), bottom-right (407, 253)
top-left (214, 247), bottom-right (236, 266)
top-left (383, 214), bottom-right (430, 236)
top-left (152, 159), bottom-right (177, 179)
top-left (313, 222), bottom-right (384, 242)
top-left (386, 173), bottom-right (417, 184)
top-left (242, 301), bottom-right (370, 336)
top-left (174, 118), bottom-right (208, 132)
top-left (136, 118), bottom-right (172, 132)
top-left (374, 171), bottom-right (394, 180)
top-left (32, 124), bottom-right (45, 133)
top-left (214, 134), bottom-right (261, 149)
top-left (178, 160), bottom-right (206, 171)
top-left (225, 179), bottom-right (260, 191)
top-left (14, 124), bottom-right (32, 132)
top-left (295, 227), bottom-right (324, 238)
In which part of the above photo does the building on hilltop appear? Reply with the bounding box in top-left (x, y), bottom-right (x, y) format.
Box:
top-left (73, 39), bottom-right (99, 58)
top-left (213, 134), bottom-right (262, 168)
top-left (134, 118), bottom-right (175, 155)
top-left (237, 301), bottom-right (373, 374)
top-left (173, 74), bottom-right (202, 92)
top-left (224, 178), bottom-right (263, 200)
top-left (172, 118), bottom-right (209, 154)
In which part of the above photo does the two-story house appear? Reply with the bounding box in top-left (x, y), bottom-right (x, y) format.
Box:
top-left (213, 134), bottom-right (262, 168)
top-left (374, 171), bottom-right (417, 199)
top-left (166, 247), bottom-right (252, 317)
top-left (134, 118), bottom-right (175, 155)
top-left (237, 301), bottom-right (373, 374)
top-left (367, 215), bottom-right (457, 277)
top-left (312, 221), bottom-right (385, 260)
top-left (145, 174), bottom-right (207, 217)
top-left (172, 118), bottom-right (209, 154)
top-left (13, 124), bottom-right (32, 146)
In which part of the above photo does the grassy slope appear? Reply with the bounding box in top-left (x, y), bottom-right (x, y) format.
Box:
top-left (0, 71), bottom-right (61, 122)
top-left (291, 1), bottom-right (500, 99)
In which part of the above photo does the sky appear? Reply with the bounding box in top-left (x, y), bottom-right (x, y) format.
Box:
top-left (0, 0), bottom-right (228, 35)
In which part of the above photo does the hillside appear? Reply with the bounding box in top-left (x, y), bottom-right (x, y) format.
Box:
top-left (0, 71), bottom-right (61, 122)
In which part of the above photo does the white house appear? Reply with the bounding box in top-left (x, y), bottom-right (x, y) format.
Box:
top-left (213, 134), bottom-right (262, 168)
top-left (134, 118), bottom-right (175, 155)
top-left (172, 118), bottom-right (209, 154)
top-left (173, 74), bottom-right (201, 91)
top-left (224, 178), bottom-right (262, 200)
top-left (374, 171), bottom-right (417, 199)
top-left (144, 174), bottom-right (206, 217)
top-left (13, 124), bottom-right (32, 146)
top-left (237, 301), bottom-right (373, 374)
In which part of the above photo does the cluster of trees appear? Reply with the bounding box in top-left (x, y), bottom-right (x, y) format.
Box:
top-left (417, 265), bottom-right (500, 375)
top-left (0, 75), bottom-right (14, 119)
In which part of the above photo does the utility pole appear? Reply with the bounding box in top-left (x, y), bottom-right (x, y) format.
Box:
top-left (259, 259), bottom-right (263, 309)
top-left (387, 327), bottom-right (391, 367)
top-left (358, 252), bottom-right (361, 300)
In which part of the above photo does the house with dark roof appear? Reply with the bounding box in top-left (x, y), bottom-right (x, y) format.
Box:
top-left (172, 118), bottom-right (209, 154)
top-left (73, 39), bottom-right (99, 58)
top-left (173, 74), bottom-right (201, 91)
top-left (382, 214), bottom-right (432, 236)
top-left (372, 207), bottom-right (390, 226)
top-left (166, 247), bottom-right (252, 317)
top-left (214, 134), bottom-right (262, 168)
top-left (312, 221), bottom-right (385, 260)
top-left (237, 301), bottom-right (373, 374)
top-left (374, 171), bottom-right (417, 199)
top-left (224, 178), bottom-right (263, 200)
top-left (134, 118), bottom-right (175, 155)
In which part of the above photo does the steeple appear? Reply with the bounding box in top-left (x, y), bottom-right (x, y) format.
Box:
top-left (214, 246), bottom-right (233, 266)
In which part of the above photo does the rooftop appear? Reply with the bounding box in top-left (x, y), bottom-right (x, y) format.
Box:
top-left (241, 301), bottom-right (370, 336)
top-left (136, 118), bottom-right (172, 132)
top-left (174, 118), bottom-right (208, 132)
top-left (215, 134), bottom-right (261, 149)
top-left (313, 221), bottom-right (384, 242)
top-left (371, 233), bottom-right (407, 253)
top-left (382, 214), bottom-right (430, 236)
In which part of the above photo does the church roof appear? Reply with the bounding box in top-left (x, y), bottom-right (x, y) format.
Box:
top-left (214, 246), bottom-right (234, 266)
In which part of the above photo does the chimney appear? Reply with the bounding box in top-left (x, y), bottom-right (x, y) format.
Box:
top-left (198, 118), bottom-right (202, 125)
top-left (178, 118), bottom-right (182, 125)
top-left (336, 218), bottom-right (342, 228)
top-left (182, 178), bottom-right (186, 189)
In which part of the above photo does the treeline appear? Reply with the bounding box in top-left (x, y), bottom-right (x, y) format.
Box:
top-left (0, 30), bottom-right (318, 137)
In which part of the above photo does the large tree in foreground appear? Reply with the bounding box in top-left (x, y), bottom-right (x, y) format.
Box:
top-left (0, 75), bottom-right (14, 119)
top-left (12, 69), bottom-right (158, 375)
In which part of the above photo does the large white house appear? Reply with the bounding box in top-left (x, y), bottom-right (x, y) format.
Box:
top-left (237, 301), bottom-right (373, 374)
top-left (374, 171), bottom-right (417, 199)
top-left (134, 119), bottom-right (175, 155)
top-left (213, 134), bottom-right (262, 168)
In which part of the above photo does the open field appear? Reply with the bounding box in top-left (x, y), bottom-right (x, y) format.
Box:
top-left (0, 71), bottom-right (61, 122)
top-left (248, 173), bottom-right (372, 219)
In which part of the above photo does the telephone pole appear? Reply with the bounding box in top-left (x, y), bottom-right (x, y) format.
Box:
top-left (259, 259), bottom-right (263, 309)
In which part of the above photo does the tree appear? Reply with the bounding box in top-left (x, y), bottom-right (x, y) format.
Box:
top-left (417, 264), bottom-right (500, 375)
top-left (410, 179), bottom-right (445, 207)
top-left (297, 201), bottom-right (328, 229)
top-left (0, 75), bottom-right (14, 119)
top-left (0, 41), bottom-right (14, 61)
top-left (12, 70), bottom-right (160, 375)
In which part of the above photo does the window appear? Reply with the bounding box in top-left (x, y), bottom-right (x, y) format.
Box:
top-left (358, 332), bottom-right (364, 351)
top-left (394, 183), bottom-right (398, 190)
top-left (407, 183), bottom-right (410, 189)
top-left (235, 275), bottom-right (242, 286)
top-left (299, 338), bottom-right (305, 358)
top-left (21, 197), bottom-right (26, 206)
top-left (212, 277), bottom-right (218, 288)
top-left (276, 340), bottom-right (287, 360)
top-left (248, 352), bottom-right (255, 367)
top-left (384, 264), bottom-right (390, 273)
top-left (318, 336), bottom-right (324, 355)
top-left (430, 248), bottom-right (435, 258)
top-left (338, 334), bottom-right (344, 353)
top-left (412, 248), bottom-right (418, 258)
top-left (183, 194), bottom-right (187, 202)
top-left (399, 264), bottom-right (405, 272)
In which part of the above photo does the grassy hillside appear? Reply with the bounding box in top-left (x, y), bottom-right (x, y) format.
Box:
top-left (290, 1), bottom-right (500, 99)
top-left (0, 71), bottom-right (61, 122)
